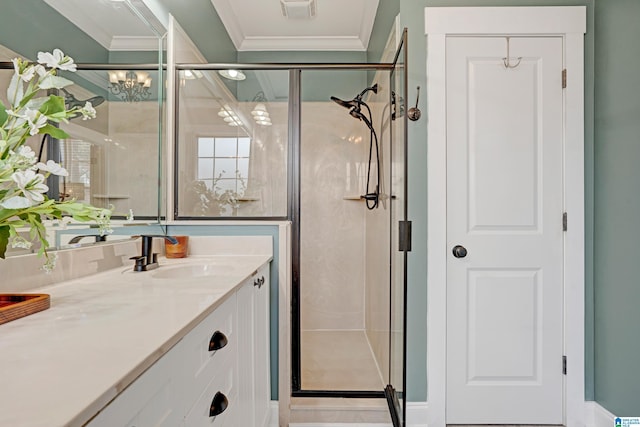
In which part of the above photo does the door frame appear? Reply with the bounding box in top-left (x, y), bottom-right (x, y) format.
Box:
top-left (425, 7), bottom-right (587, 427)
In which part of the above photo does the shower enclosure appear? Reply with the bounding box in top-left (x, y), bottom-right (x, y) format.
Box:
top-left (173, 29), bottom-right (408, 427)
top-left (293, 32), bottom-right (407, 426)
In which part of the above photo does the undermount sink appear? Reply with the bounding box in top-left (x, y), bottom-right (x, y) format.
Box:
top-left (151, 263), bottom-right (231, 279)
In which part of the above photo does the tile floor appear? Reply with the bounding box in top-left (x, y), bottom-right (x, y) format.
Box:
top-left (301, 329), bottom-right (385, 391)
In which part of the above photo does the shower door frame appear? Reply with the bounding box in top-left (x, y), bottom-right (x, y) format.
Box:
top-left (290, 29), bottom-right (409, 411)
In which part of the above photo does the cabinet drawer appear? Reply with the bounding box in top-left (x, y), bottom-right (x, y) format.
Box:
top-left (87, 349), bottom-right (181, 427)
top-left (176, 293), bottom-right (236, 414)
top-left (183, 356), bottom-right (238, 427)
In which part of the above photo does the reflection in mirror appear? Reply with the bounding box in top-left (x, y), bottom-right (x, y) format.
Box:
top-left (176, 69), bottom-right (288, 218)
top-left (0, 0), bottom-right (165, 256)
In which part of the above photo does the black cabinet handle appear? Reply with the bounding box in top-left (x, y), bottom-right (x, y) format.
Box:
top-left (253, 276), bottom-right (266, 289)
top-left (209, 391), bottom-right (228, 417)
top-left (208, 331), bottom-right (228, 351)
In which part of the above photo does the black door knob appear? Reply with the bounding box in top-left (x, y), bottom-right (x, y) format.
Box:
top-left (452, 245), bottom-right (467, 258)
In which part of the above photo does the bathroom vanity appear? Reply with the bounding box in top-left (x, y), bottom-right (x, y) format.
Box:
top-left (0, 236), bottom-right (272, 427)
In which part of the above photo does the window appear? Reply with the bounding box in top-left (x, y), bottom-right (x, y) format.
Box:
top-left (197, 136), bottom-right (250, 196)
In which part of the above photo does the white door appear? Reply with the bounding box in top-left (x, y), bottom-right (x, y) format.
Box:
top-left (446, 36), bottom-right (565, 424)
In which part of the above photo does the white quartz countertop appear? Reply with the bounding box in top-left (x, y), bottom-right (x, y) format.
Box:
top-left (0, 252), bottom-right (272, 427)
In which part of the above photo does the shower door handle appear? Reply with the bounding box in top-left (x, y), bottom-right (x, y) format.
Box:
top-left (452, 245), bottom-right (467, 258)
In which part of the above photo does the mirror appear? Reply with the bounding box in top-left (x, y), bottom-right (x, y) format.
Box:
top-left (0, 0), bottom-right (165, 255)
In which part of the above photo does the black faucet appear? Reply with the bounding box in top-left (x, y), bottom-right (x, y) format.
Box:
top-left (131, 235), bottom-right (179, 272)
top-left (68, 234), bottom-right (107, 244)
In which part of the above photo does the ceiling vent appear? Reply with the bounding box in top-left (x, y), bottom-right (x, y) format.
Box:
top-left (280, 0), bottom-right (316, 19)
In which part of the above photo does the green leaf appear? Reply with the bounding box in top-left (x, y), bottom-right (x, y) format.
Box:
top-left (39, 95), bottom-right (66, 115)
top-left (0, 225), bottom-right (9, 259)
top-left (0, 100), bottom-right (7, 127)
top-left (39, 123), bottom-right (70, 140)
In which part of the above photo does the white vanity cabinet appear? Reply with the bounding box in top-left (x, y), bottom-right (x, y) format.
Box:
top-left (86, 264), bottom-right (271, 427)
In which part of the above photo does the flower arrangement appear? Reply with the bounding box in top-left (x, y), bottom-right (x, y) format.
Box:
top-left (188, 171), bottom-right (247, 216)
top-left (0, 49), bottom-right (112, 270)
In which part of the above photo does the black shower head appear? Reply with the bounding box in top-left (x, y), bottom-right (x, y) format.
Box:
top-left (330, 96), bottom-right (357, 109)
top-left (331, 84), bottom-right (378, 110)
top-left (61, 88), bottom-right (106, 109)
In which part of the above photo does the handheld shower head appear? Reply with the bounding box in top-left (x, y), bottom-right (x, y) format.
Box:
top-left (61, 88), bottom-right (106, 109)
top-left (330, 96), bottom-right (357, 109)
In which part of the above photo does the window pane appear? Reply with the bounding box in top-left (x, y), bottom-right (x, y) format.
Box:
top-left (238, 138), bottom-right (251, 157)
top-left (198, 159), bottom-right (214, 179)
top-left (237, 158), bottom-right (249, 179)
top-left (215, 138), bottom-right (238, 157)
top-left (198, 137), bottom-right (215, 157)
top-left (176, 69), bottom-right (288, 218)
top-left (214, 178), bottom-right (236, 193)
top-left (215, 158), bottom-right (237, 179)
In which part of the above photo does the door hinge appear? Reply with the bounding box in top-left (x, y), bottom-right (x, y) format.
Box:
top-left (563, 212), bottom-right (568, 232)
top-left (562, 69), bottom-right (567, 89)
top-left (563, 355), bottom-right (567, 375)
top-left (399, 221), bottom-right (412, 252)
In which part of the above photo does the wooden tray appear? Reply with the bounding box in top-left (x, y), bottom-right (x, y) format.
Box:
top-left (0, 294), bottom-right (50, 325)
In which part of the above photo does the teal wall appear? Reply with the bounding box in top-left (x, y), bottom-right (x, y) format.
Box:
top-left (0, 0), bottom-right (108, 62)
top-left (158, 0), bottom-right (236, 63)
top-left (593, 0), bottom-right (640, 416)
top-left (399, 0), bottom-right (596, 403)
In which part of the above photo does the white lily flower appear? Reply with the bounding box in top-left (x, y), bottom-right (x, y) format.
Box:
top-left (37, 48), bottom-right (76, 72)
top-left (24, 109), bottom-right (47, 136)
top-left (12, 169), bottom-right (48, 204)
top-left (37, 160), bottom-right (69, 177)
top-left (12, 59), bottom-right (36, 82)
top-left (10, 235), bottom-right (32, 250)
top-left (18, 146), bottom-right (36, 161)
top-left (0, 195), bottom-right (32, 209)
top-left (80, 101), bottom-right (97, 120)
top-left (7, 73), bottom-right (24, 106)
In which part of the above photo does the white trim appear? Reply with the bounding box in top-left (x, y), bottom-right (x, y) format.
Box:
top-left (586, 401), bottom-right (617, 427)
top-left (278, 223), bottom-right (293, 427)
top-left (424, 6), bottom-right (586, 35)
top-left (238, 36), bottom-right (366, 52)
top-left (269, 401), bottom-right (279, 427)
top-left (109, 36), bottom-right (160, 51)
top-left (425, 6), bottom-right (586, 427)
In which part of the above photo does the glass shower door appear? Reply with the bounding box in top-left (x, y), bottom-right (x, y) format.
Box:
top-left (386, 28), bottom-right (408, 427)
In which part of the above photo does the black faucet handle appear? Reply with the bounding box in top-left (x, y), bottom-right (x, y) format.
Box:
top-left (129, 255), bottom-right (147, 270)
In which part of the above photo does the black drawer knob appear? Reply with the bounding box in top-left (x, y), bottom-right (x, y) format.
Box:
top-left (208, 331), bottom-right (228, 351)
top-left (209, 391), bottom-right (228, 417)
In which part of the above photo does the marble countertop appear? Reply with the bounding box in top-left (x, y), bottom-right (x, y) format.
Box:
top-left (0, 251), bottom-right (272, 427)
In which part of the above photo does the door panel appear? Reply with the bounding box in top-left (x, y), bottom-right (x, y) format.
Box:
top-left (446, 36), bottom-right (564, 424)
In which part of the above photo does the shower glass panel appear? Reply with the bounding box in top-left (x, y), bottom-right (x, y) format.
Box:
top-left (175, 69), bottom-right (289, 219)
top-left (297, 66), bottom-right (394, 395)
top-left (386, 29), bottom-right (408, 427)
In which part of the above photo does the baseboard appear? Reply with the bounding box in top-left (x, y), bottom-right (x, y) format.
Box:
top-left (406, 402), bottom-right (429, 427)
top-left (272, 401), bottom-right (429, 427)
top-left (270, 401), bottom-right (279, 427)
top-left (587, 401), bottom-right (616, 427)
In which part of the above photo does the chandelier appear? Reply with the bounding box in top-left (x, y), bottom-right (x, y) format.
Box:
top-left (108, 71), bottom-right (152, 103)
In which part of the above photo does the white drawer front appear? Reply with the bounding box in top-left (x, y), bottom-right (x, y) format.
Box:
top-left (183, 355), bottom-right (238, 427)
top-left (176, 293), bottom-right (237, 414)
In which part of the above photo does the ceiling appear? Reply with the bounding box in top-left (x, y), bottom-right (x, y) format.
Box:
top-left (44, 0), bottom-right (382, 53)
top-left (43, 0), bottom-right (160, 51)
top-left (211, 0), bottom-right (380, 51)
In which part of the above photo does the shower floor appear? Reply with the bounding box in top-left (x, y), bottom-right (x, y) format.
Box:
top-left (301, 329), bottom-right (385, 391)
